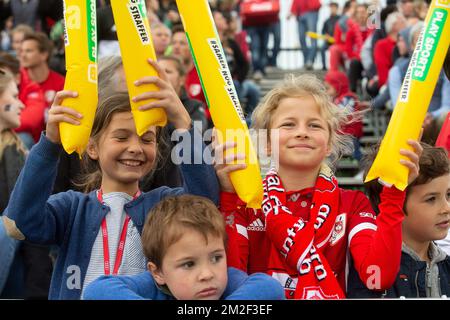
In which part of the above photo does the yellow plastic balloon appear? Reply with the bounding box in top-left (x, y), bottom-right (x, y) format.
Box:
top-left (366, 0), bottom-right (450, 190)
top-left (176, 0), bottom-right (263, 208)
top-left (110, 0), bottom-right (167, 136)
top-left (60, 0), bottom-right (98, 156)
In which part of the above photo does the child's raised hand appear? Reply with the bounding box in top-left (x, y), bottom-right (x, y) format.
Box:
top-left (400, 139), bottom-right (423, 185)
top-left (46, 90), bottom-right (82, 144)
top-left (132, 59), bottom-right (191, 131)
top-left (213, 138), bottom-right (247, 194)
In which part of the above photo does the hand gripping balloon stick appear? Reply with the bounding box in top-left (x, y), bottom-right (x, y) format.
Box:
top-left (110, 0), bottom-right (167, 135)
top-left (61, 0), bottom-right (98, 156)
top-left (366, 0), bottom-right (450, 190)
top-left (176, 0), bottom-right (263, 208)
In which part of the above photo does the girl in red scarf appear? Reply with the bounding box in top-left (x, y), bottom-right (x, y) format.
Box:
top-left (215, 74), bottom-right (422, 299)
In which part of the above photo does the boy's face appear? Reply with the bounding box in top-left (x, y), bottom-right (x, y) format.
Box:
top-left (403, 174), bottom-right (450, 242)
top-left (149, 229), bottom-right (228, 300)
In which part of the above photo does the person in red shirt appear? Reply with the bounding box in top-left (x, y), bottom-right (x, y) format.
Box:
top-left (19, 32), bottom-right (65, 125)
top-left (328, 0), bottom-right (357, 71)
top-left (0, 52), bottom-right (46, 147)
top-left (345, 4), bottom-right (373, 92)
top-left (214, 74), bottom-right (422, 299)
top-left (170, 26), bottom-right (210, 124)
top-left (373, 12), bottom-right (407, 88)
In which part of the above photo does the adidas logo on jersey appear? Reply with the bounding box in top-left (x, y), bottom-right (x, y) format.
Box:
top-left (247, 218), bottom-right (265, 231)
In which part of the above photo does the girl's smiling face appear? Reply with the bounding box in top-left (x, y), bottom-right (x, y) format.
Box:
top-left (268, 96), bottom-right (331, 172)
top-left (87, 111), bottom-right (157, 193)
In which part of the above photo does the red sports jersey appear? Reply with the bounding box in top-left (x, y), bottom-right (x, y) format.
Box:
top-left (15, 79), bottom-right (46, 143)
top-left (185, 66), bottom-right (210, 120)
top-left (20, 68), bottom-right (65, 122)
top-left (373, 37), bottom-right (396, 88)
top-left (220, 185), bottom-right (405, 299)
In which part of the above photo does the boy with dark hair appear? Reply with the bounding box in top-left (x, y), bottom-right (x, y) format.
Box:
top-left (83, 195), bottom-right (284, 300)
top-left (348, 143), bottom-right (450, 298)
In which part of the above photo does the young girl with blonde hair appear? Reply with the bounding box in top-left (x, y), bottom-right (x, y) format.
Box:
top-left (216, 74), bottom-right (422, 299)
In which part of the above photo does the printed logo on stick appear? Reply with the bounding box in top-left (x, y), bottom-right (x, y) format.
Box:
top-left (436, 0), bottom-right (449, 9)
top-left (412, 8), bottom-right (447, 81)
top-left (128, 0), bottom-right (150, 45)
top-left (208, 38), bottom-right (246, 123)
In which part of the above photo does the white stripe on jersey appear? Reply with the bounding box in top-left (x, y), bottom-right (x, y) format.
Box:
top-left (236, 224), bottom-right (249, 239)
top-left (348, 222), bottom-right (377, 245)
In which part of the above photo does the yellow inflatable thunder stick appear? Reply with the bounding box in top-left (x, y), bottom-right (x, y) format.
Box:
top-left (60, 0), bottom-right (98, 155)
top-left (366, 0), bottom-right (450, 190)
top-left (110, 0), bottom-right (167, 136)
top-left (176, 0), bottom-right (263, 208)
top-left (306, 31), bottom-right (335, 44)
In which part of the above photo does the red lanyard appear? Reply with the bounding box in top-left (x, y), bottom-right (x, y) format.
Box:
top-left (97, 189), bottom-right (141, 275)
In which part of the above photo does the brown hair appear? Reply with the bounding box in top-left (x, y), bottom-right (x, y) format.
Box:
top-left (363, 142), bottom-right (450, 214)
top-left (22, 32), bottom-right (54, 62)
top-left (141, 195), bottom-right (227, 269)
top-left (158, 55), bottom-right (186, 77)
top-left (0, 52), bottom-right (20, 76)
top-left (251, 73), bottom-right (353, 167)
top-left (76, 92), bottom-right (163, 192)
top-left (0, 68), bottom-right (14, 96)
top-left (171, 25), bottom-right (185, 37)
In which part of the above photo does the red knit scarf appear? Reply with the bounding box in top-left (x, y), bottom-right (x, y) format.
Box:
top-left (262, 165), bottom-right (345, 299)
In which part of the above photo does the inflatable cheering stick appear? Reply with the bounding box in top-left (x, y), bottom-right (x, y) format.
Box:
top-left (366, 0), bottom-right (450, 190)
top-left (61, 0), bottom-right (98, 155)
top-left (110, 0), bottom-right (167, 135)
top-left (176, 0), bottom-right (263, 208)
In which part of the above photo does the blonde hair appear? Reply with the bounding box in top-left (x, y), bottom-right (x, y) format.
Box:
top-left (0, 69), bottom-right (26, 158)
top-left (251, 74), bottom-right (353, 167)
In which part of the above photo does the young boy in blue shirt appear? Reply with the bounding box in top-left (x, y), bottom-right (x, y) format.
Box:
top-left (83, 195), bottom-right (284, 300)
top-left (347, 143), bottom-right (450, 298)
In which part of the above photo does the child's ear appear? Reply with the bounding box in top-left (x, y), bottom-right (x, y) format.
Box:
top-left (86, 140), bottom-right (99, 160)
top-left (148, 262), bottom-right (166, 286)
